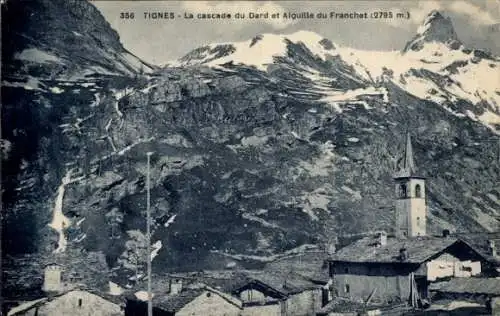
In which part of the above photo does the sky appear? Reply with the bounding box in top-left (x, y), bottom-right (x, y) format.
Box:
top-left (92, 0), bottom-right (500, 65)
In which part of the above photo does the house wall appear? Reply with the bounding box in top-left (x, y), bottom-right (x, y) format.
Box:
top-left (425, 253), bottom-right (481, 281)
top-left (34, 290), bottom-right (122, 316)
top-left (242, 302), bottom-right (280, 316)
top-left (176, 290), bottom-right (241, 316)
top-left (283, 289), bottom-right (322, 316)
top-left (331, 263), bottom-right (414, 303)
top-left (333, 274), bottom-right (410, 304)
top-left (239, 289), bottom-right (267, 303)
top-left (492, 297), bottom-right (500, 316)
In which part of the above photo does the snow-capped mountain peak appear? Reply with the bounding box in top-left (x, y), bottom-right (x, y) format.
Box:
top-left (404, 10), bottom-right (462, 52)
top-left (175, 30), bottom-right (336, 70)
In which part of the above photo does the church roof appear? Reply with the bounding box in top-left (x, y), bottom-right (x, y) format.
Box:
top-left (393, 132), bottom-right (423, 179)
top-left (330, 236), bottom-right (460, 264)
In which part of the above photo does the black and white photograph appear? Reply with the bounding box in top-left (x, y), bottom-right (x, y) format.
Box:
top-left (1, 1), bottom-right (500, 315)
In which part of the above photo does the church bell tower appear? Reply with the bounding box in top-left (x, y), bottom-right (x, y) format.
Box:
top-left (393, 132), bottom-right (427, 238)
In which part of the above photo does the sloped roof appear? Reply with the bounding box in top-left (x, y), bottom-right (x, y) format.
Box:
top-left (331, 236), bottom-right (459, 264)
top-left (264, 251), bottom-right (330, 283)
top-left (7, 298), bottom-right (48, 316)
top-left (241, 270), bottom-right (319, 295)
top-left (7, 288), bottom-right (122, 316)
top-left (160, 269), bottom-right (319, 296)
top-left (458, 233), bottom-right (500, 265)
top-left (317, 297), bottom-right (368, 314)
top-left (429, 278), bottom-right (500, 296)
top-left (129, 286), bottom-right (242, 312)
top-left (153, 288), bottom-right (205, 312)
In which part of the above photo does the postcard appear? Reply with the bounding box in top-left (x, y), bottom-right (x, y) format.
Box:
top-left (1, 1), bottom-right (499, 315)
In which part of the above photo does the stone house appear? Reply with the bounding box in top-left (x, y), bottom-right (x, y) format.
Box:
top-left (329, 235), bottom-right (491, 304)
top-left (7, 289), bottom-right (123, 316)
top-left (124, 285), bottom-right (242, 316)
top-left (231, 270), bottom-right (322, 316)
top-left (152, 270), bottom-right (324, 316)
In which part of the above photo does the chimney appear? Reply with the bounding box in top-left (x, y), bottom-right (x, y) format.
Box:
top-left (489, 240), bottom-right (498, 258)
top-left (399, 248), bottom-right (409, 261)
top-left (169, 278), bottom-right (183, 295)
top-left (43, 264), bottom-right (62, 293)
top-left (442, 229), bottom-right (450, 238)
top-left (326, 243), bottom-right (336, 255)
top-left (325, 237), bottom-right (338, 255)
top-left (379, 231), bottom-right (387, 246)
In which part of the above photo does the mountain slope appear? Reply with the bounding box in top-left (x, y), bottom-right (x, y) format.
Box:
top-left (1, 0), bottom-right (153, 82)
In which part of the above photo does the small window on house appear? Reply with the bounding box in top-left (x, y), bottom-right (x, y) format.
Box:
top-left (206, 292), bottom-right (211, 297)
top-left (344, 284), bottom-right (350, 294)
top-left (399, 184), bottom-right (407, 198)
top-left (417, 217), bottom-right (421, 227)
top-left (415, 184), bottom-right (422, 198)
top-left (78, 298), bottom-right (82, 307)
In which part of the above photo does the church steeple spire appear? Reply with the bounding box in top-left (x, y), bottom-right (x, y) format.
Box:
top-left (403, 132), bottom-right (416, 174)
top-left (394, 132), bottom-right (420, 179)
top-left (393, 132), bottom-right (427, 238)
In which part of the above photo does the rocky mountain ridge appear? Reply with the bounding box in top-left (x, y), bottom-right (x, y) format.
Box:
top-left (403, 10), bottom-right (462, 52)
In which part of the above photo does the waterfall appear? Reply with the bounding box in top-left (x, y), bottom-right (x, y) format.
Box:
top-left (48, 171), bottom-right (73, 253)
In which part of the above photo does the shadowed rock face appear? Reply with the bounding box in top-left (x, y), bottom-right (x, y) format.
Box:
top-left (1, 0), bottom-right (151, 79)
top-left (2, 1), bottom-right (499, 297)
top-left (404, 10), bottom-right (462, 52)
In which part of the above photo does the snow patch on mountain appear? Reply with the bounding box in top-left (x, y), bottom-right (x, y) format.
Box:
top-left (179, 31), bottom-right (335, 71)
top-left (150, 241), bottom-right (162, 261)
top-left (337, 44), bottom-right (500, 132)
top-left (320, 86), bottom-right (388, 111)
top-left (15, 48), bottom-right (63, 64)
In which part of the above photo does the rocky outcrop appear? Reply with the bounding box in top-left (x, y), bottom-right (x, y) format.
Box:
top-left (403, 10), bottom-right (462, 52)
top-left (1, 0), bottom-right (151, 79)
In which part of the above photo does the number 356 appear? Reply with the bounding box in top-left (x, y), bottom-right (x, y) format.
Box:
top-left (120, 12), bottom-right (135, 19)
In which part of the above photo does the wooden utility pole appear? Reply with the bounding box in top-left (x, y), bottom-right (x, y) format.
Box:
top-left (147, 152), bottom-right (153, 316)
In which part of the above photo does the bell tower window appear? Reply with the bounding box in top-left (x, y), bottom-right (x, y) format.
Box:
top-left (415, 184), bottom-right (422, 198)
